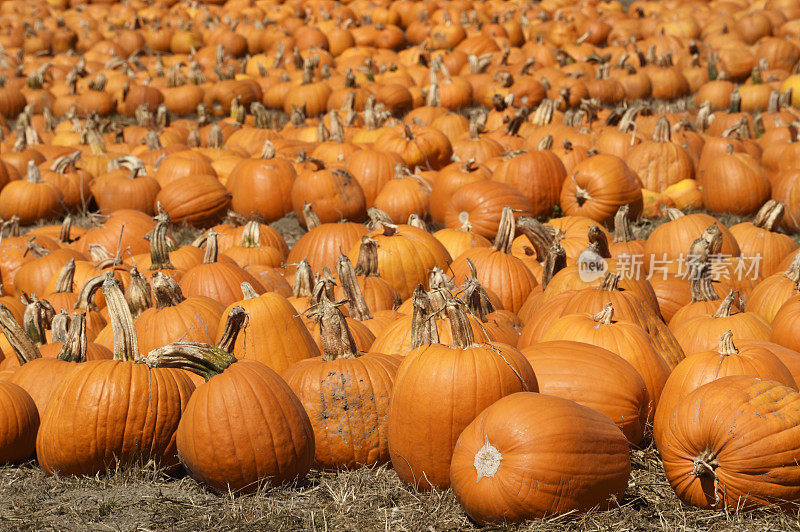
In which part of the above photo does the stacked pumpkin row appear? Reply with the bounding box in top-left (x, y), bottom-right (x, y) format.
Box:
top-left (2, 196), bottom-right (800, 521)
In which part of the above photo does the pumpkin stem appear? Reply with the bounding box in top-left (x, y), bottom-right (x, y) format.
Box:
top-left (0, 303), bottom-right (41, 365)
top-left (103, 273), bottom-right (140, 362)
top-left (310, 293), bottom-right (360, 361)
top-left (151, 272), bottom-right (187, 309)
top-left (541, 240), bottom-right (567, 290)
top-left (664, 207), bottom-right (685, 221)
top-left (588, 226), bottom-right (611, 259)
top-left (140, 334), bottom-right (241, 381)
top-left (691, 449), bottom-right (721, 505)
top-left (783, 251), bottom-right (800, 284)
top-left (728, 89), bottom-right (741, 113)
top-left (57, 313), bottom-right (87, 363)
top-left (202, 229), bottom-right (219, 264)
top-left (312, 268), bottom-right (338, 306)
top-left (537, 135), bottom-right (554, 151)
top-left (592, 302), bottom-right (615, 325)
top-left (217, 306), bottom-right (248, 354)
top-left (25, 160), bottom-right (42, 183)
top-left (492, 206), bottom-right (516, 254)
top-left (301, 203), bottom-right (321, 231)
top-left (149, 212), bottom-right (176, 270)
top-left (444, 296), bottom-right (475, 349)
top-left (240, 281), bottom-right (259, 300)
top-left (612, 205), bottom-right (636, 242)
top-left (407, 214), bottom-right (427, 231)
top-left (337, 254), bottom-right (372, 322)
top-left (717, 330), bottom-right (737, 356)
top-left (353, 236), bottom-right (380, 277)
top-left (73, 274), bottom-right (104, 313)
top-left (292, 259), bottom-right (314, 298)
top-left (53, 258), bottom-right (76, 294)
top-left (689, 267), bottom-right (721, 303)
top-left (516, 217), bottom-right (554, 262)
top-left (598, 272), bottom-right (620, 291)
top-left (239, 221), bottom-right (262, 248)
top-left (652, 116), bottom-right (672, 142)
top-left (403, 123), bottom-right (415, 141)
top-left (429, 266), bottom-right (456, 292)
top-left (461, 262), bottom-right (495, 323)
top-left (367, 207), bottom-right (395, 231)
top-left (23, 295), bottom-right (54, 346)
top-left (50, 310), bottom-right (70, 343)
top-left (58, 216), bottom-right (75, 244)
top-left (125, 267), bottom-right (152, 318)
top-left (712, 290), bottom-right (739, 318)
top-left (410, 285), bottom-right (438, 348)
top-left (751, 199), bottom-right (784, 231)
top-left (50, 151), bottom-right (81, 174)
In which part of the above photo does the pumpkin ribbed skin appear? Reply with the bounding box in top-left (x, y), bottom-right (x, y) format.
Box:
top-left (36, 360), bottom-right (194, 476)
top-left (371, 312), bottom-right (490, 357)
top-left (134, 297), bottom-right (224, 353)
top-left (654, 338), bottom-right (797, 445)
top-left (156, 174), bottom-right (231, 227)
top-left (659, 376), bottom-right (800, 510)
top-left (282, 352), bottom-right (400, 469)
top-left (179, 263), bottom-right (266, 308)
top-left (388, 342), bottom-right (536, 490)
top-left (8, 359), bottom-right (82, 419)
top-left (288, 222), bottom-right (368, 274)
top-left (0, 381), bottom-right (38, 464)
top-left (521, 341), bottom-right (649, 445)
top-left (217, 293), bottom-right (320, 374)
top-left (450, 248), bottom-right (538, 314)
top-left (347, 224), bottom-right (451, 301)
top-left (177, 360), bottom-right (314, 494)
top-left (450, 392), bottom-right (630, 524)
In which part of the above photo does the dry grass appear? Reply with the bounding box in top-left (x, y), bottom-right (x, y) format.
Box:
top-left (1, 442), bottom-right (798, 531)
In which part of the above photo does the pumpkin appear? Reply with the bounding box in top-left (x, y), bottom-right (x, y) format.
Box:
top-left (624, 116), bottom-right (695, 192)
top-left (491, 149), bottom-right (566, 218)
top-left (345, 148), bottom-right (404, 207)
top-left (521, 340), bottom-right (649, 445)
top-left (540, 303), bottom-right (670, 421)
top-left (156, 173), bottom-right (231, 227)
top-left (654, 330), bottom-right (797, 445)
top-left (282, 295), bottom-right (400, 469)
top-left (560, 154), bottom-right (643, 225)
top-left (0, 161), bottom-right (63, 225)
top-left (91, 156), bottom-right (160, 215)
top-left (728, 200), bottom-right (797, 279)
top-left (449, 206), bottom-right (538, 313)
top-left (291, 167), bottom-right (367, 225)
top-left (443, 180), bottom-right (534, 240)
top-left (450, 392), bottom-right (630, 524)
top-left (228, 141), bottom-right (296, 222)
top-left (0, 380), bottom-right (38, 464)
top-left (287, 204), bottom-right (368, 274)
top-left (388, 298), bottom-right (537, 490)
top-left (659, 376), bottom-right (800, 510)
top-left (143, 307), bottom-right (315, 494)
top-left (373, 123), bottom-right (453, 171)
top-left (702, 149), bottom-right (771, 216)
top-left (35, 275), bottom-right (194, 476)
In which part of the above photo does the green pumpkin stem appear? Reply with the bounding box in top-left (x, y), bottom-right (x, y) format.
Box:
top-left (125, 267), bottom-right (152, 318)
top-left (492, 205), bottom-right (516, 254)
top-left (0, 304), bottom-right (41, 365)
top-left (337, 254), bottom-right (372, 321)
top-left (103, 273), bottom-right (140, 362)
top-left (58, 313), bottom-right (87, 363)
top-left (140, 307), bottom-right (245, 380)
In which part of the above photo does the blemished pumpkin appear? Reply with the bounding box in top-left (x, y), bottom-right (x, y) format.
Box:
top-left (450, 392), bottom-right (631, 524)
top-left (659, 376), bottom-right (800, 510)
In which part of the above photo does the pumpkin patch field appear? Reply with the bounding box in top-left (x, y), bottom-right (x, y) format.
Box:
top-left (6, 0), bottom-right (800, 529)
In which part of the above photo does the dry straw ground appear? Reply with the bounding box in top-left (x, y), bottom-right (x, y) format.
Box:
top-left (1, 442), bottom-right (799, 531)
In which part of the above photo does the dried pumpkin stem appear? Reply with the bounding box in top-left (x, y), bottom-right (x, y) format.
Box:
top-left (717, 330), bottom-right (737, 356)
top-left (444, 296), bottom-right (475, 349)
top-left (103, 273), bottom-right (140, 362)
top-left (240, 220), bottom-right (261, 248)
top-left (73, 274), bottom-right (105, 312)
top-left (53, 258), bottom-right (76, 293)
top-left (354, 236), bottom-right (379, 277)
top-left (151, 272), bottom-right (187, 309)
top-left (515, 217), bottom-right (553, 262)
top-left (240, 281), bottom-right (259, 300)
top-left (58, 313), bottom-right (87, 363)
top-left (302, 203), bottom-right (322, 231)
top-left (541, 241), bottom-right (567, 290)
top-left (142, 342), bottom-right (238, 381)
top-left (292, 259), bottom-right (314, 298)
top-left (588, 226), bottom-right (611, 259)
top-left (592, 302), bottom-right (615, 325)
top-left (599, 272), bottom-right (620, 291)
top-left (492, 206), bottom-right (516, 254)
top-left (202, 229), bottom-right (219, 264)
top-left (712, 291), bottom-right (738, 319)
top-left (311, 295), bottom-right (360, 361)
top-left (23, 296), bottom-right (54, 346)
top-left (0, 304), bottom-right (41, 364)
top-left (337, 254), bottom-right (372, 321)
top-left (461, 266), bottom-right (495, 323)
top-left (50, 310), bottom-right (70, 343)
top-left (410, 285), bottom-right (435, 349)
top-left (613, 205), bottom-right (635, 243)
top-left (784, 252), bottom-right (800, 284)
top-left (149, 212), bottom-right (176, 270)
top-left (751, 199), bottom-right (784, 231)
top-left (125, 267), bottom-right (152, 318)
top-left (217, 306), bottom-right (248, 353)
top-left (429, 266), bottom-right (456, 292)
